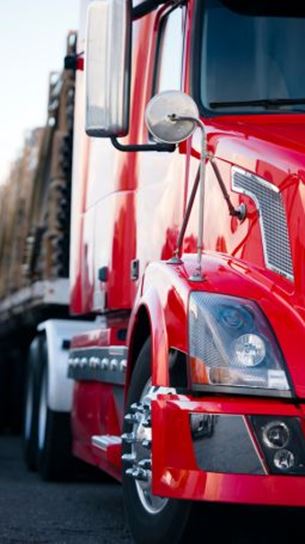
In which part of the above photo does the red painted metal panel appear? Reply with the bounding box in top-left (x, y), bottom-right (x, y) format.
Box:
top-left (71, 319), bottom-right (129, 350)
top-left (152, 395), bottom-right (305, 505)
top-left (71, 380), bottom-right (123, 479)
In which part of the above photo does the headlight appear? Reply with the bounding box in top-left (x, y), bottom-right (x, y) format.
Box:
top-left (232, 334), bottom-right (266, 367)
top-left (189, 292), bottom-right (291, 395)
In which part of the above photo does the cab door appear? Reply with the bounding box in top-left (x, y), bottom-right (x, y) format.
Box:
top-left (135, 4), bottom-right (189, 273)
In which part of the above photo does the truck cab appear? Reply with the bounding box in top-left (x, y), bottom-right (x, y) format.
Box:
top-left (24, 2), bottom-right (305, 543)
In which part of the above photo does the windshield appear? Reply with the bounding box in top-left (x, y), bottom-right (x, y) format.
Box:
top-left (200, 0), bottom-right (305, 113)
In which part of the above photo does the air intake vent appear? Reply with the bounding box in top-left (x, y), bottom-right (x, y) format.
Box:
top-left (232, 167), bottom-right (294, 281)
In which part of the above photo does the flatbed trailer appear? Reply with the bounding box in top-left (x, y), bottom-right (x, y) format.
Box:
top-left (0, 33), bottom-right (77, 430)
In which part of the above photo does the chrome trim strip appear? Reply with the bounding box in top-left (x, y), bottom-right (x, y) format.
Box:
top-left (243, 416), bottom-right (268, 475)
top-left (68, 346), bottom-right (128, 385)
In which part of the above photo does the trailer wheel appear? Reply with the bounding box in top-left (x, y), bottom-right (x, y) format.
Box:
top-left (122, 339), bottom-right (195, 544)
top-left (23, 336), bottom-right (42, 471)
top-left (36, 336), bottom-right (73, 481)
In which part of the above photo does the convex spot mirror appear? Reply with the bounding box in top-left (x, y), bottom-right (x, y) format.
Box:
top-left (145, 91), bottom-right (200, 144)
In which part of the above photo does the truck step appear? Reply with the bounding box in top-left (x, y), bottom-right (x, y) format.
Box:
top-left (91, 435), bottom-right (122, 452)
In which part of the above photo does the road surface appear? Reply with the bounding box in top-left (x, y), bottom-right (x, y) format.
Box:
top-left (0, 436), bottom-right (132, 544)
top-left (0, 435), bottom-right (304, 544)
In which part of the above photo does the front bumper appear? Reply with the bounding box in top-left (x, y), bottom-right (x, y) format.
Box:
top-left (151, 394), bottom-right (305, 506)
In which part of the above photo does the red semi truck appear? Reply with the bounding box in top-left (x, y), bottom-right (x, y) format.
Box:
top-left (4, 0), bottom-right (305, 542)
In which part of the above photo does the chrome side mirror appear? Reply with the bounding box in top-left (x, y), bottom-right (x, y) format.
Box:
top-left (85, 0), bottom-right (132, 138)
top-left (146, 90), bottom-right (207, 282)
top-left (145, 90), bottom-right (199, 144)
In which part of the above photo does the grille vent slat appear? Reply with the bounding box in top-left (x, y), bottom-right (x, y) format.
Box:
top-left (232, 168), bottom-right (294, 281)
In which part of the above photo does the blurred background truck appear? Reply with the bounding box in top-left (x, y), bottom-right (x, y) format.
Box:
top-left (0, 32), bottom-right (77, 431)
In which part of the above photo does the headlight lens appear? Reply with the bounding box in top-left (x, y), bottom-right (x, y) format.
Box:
top-left (232, 333), bottom-right (266, 367)
top-left (189, 292), bottom-right (290, 394)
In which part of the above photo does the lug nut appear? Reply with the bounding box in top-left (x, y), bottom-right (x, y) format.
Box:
top-left (138, 458), bottom-right (151, 470)
top-left (126, 467), bottom-right (149, 482)
top-left (134, 467), bottom-right (149, 481)
top-left (122, 453), bottom-right (136, 463)
top-left (124, 413), bottom-right (141, 424)
top-left (130, 402), bottom-right (144, 413)
top-left (142, 416), bottom-right (151, 427)
top-left (122, 432), bottom-right (136, 444)
top-left (125, 467), bottom-right (134, 478)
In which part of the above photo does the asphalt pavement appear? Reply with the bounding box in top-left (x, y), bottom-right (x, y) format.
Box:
top-left (0, 435), bottom-right (305, 544)
top-left (0, 436), bottom-right (132, 544)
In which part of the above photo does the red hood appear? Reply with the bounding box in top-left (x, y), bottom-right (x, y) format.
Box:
top-left (206, 114), bottom-right (305, 305)
top-left (208, 113), bottom-right (305, 177)
top-left (238, 114), bottom-right (305, 154)
top-left (204, 113), bottom-right (305, 395)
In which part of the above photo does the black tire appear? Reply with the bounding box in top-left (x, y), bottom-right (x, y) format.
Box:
top-left (36, 336), bottom-right (74, 481)
top-left (8, 347), bottom-right (26, 433)
top-left (23, 336), bottom-right (43, 471)
top-left (0, 352), bottom-right (10, 433)
top-left (0, 346), bottom-right (26, 434)
top-left (122, 339), bottom-right (194, 544)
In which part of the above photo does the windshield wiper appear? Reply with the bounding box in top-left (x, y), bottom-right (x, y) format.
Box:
top-left (209, 98), bottom-right (305, 109)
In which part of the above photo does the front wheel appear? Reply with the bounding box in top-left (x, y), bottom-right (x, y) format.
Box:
top-left (122, 340), bottom-right (194, 544)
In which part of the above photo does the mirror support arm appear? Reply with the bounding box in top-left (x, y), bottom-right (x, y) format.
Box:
top-left (172, 167), bottom-right (201, 263)
top-left (209, 158), bottom-right (246, 221)
top-left (191, 118), bottom-right (207, 281)
top-left (168, 116), bottom-right (207, 281)
top-left (111, 137), bottom-right (175, 153)
top-left (168, 116), bottom-right (247, 281)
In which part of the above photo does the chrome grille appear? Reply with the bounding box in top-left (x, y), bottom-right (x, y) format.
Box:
top-left (232, 167), bottom-right (294, 281)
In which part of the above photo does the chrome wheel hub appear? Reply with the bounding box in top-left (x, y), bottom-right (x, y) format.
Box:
top-left (122, 384), bottom-right (175, 515)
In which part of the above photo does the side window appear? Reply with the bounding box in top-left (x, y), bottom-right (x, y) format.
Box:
top-left (154, 6), bottom-right (186, 94)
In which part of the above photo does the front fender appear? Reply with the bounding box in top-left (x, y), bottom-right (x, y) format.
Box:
top-left (127, 288), bottom-right (169, 387)
top-left (127, 263), bottom-right (191, 389)
top-left (127, 252), bottom-right (305, 399)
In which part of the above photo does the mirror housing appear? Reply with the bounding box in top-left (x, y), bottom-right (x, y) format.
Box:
top-left (85, 0), bottom-right (132, 138)
top-left (145, 91), bottom-right (199, 144)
